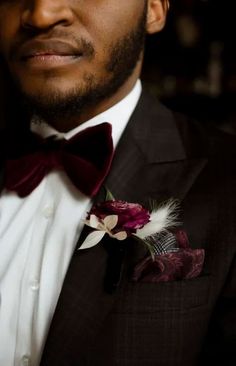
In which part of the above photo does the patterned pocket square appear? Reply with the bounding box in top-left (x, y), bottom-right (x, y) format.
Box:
top-left (132, 230), bottom-right (205, 283)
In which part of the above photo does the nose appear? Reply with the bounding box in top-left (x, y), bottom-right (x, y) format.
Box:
top-left (21, 0), bottom-right (74, 30)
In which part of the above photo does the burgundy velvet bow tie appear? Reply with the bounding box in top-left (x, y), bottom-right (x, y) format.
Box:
top-left (4, 122), bottom-right (114, 198)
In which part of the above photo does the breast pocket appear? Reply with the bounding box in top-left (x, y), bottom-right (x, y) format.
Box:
top-left (115, 275), bottom-right (211, 313)
top-left (106, 275), bottom-right (212, 365)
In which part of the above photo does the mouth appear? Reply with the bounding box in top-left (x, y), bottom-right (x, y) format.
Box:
top-left (23, 53), bottom-right (82, 68)
top-left (16, 39), bottom-right (83, 69)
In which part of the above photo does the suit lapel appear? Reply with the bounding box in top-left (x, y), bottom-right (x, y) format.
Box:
top-left (41, 239), bottom-right (122, 365)
top-left (105, 91), bottom-right (207, 204)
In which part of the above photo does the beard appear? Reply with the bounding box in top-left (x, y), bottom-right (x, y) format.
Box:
top-left (12, 7), bottom-right (147, 126)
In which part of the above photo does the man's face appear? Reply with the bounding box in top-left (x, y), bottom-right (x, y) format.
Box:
top-left (0, 0), bottom-right (147, 124)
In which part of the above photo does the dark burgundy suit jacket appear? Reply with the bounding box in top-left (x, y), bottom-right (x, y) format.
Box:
top-left (2, 92), bottom-right (236, 365)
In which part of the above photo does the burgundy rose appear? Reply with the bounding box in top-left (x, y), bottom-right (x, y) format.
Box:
top-left (90, 200), bottom-right (150, 234)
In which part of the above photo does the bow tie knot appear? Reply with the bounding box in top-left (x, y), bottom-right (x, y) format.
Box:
top-left (4, 122), bottom-right (114, 198)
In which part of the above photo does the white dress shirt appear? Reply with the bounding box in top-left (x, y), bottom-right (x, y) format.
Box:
top-left (0, 80), bottom-right (141, 366)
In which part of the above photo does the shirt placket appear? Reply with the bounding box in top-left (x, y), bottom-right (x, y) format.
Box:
top-left (14, 186), bottom-right (55, 366)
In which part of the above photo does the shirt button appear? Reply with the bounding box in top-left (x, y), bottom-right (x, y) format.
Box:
top-left (30, 279), bottom-right (40, 291)
top-left (42, 204), bottom-right (54, 218)
top-left (21, 355), bottom-right (30, 366)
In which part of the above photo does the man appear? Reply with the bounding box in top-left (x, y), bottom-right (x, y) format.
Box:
top-left (0, 0), bottom-right (235, 365)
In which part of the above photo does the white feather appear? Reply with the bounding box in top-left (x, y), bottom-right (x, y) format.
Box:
top-left (135, 199), bottom-right (180, 239)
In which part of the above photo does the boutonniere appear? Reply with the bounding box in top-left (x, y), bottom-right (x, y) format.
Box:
top-left (80, 194), bottom-right (179, 257)
top-left (79, 193), bottom-right (205, 291)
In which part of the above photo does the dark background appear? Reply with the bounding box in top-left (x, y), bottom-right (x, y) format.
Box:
top-left (1, 0), bottom-right (236, 133)
top-left (142, 0), bottom-right (236, 134)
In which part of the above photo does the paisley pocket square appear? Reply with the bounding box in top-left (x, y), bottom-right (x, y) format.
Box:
top-left (132, 230), bottom-right (205, 283)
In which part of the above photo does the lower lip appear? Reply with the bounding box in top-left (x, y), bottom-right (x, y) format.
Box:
top-left (23, 54), bottom-right (81, 68)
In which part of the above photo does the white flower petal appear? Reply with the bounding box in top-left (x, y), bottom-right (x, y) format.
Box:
top-left (111, 231), bottom-right (128, 241)
top-left (103, 215), bottom-right (118, 230)
top-left (97, 223), bottom-right (106, 231)
top-left (79, 230), bottom-right (106, 250)
top-left (89, 214), bottom-right (101, 229)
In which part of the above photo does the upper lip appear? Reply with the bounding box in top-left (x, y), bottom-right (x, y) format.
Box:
top-left (17, 39), bottom-right (81, 60)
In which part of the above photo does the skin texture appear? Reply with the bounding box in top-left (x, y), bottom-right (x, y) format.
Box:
top-left (0, 0), bottom-right (168, 131)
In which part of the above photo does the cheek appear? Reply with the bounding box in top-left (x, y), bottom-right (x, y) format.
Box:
top-left (82, 5), bottom-right (144, 68)
top-left (0, 8), bottom-right (20, 56)
top-left (81, 1), bottom-right (145, 45)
